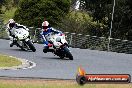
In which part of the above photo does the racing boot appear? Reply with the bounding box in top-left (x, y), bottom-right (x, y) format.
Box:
top-left (10, 42), bottom-right (14, 47)
top-left (43, 46), bottom-right (48, 53)
top-left (9, 37), bottom-right (14, 47)
top-left (43, 44), bottom-right (53, 53)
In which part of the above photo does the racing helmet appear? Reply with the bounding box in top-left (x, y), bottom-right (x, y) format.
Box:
top-left (8, 19), bottom-right (15, 28)
top-left (42, 21), bottom-right (49, 29)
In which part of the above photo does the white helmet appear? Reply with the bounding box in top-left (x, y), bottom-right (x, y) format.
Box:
top-left (42, 21), bottom-right (49, 29)
top-left (9, 19), bottom-right (15, 23)
top-left (8, 19), bottom-right (15, 28)
top-left (42, 21), bottom-right (49, 26)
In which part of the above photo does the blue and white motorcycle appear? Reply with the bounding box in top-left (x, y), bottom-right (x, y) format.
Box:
top-left (43, 32), bottom-right (73, 60)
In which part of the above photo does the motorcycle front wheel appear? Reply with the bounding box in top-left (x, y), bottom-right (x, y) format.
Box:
top-left (63, 47), bottom-right (73, 60)
top-left (26, 40), bottom-right (36, 52)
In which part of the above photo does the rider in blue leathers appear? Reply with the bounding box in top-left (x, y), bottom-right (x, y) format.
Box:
top-left (40, 21), bottom-right (62, 53)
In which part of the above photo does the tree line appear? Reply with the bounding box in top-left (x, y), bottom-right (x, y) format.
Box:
top-left (79, 0), bottom-right (132, 40)
top-left (0, 0), bottom-right (132, 40)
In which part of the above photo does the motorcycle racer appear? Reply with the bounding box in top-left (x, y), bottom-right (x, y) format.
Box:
top-left (40, 20), bottom-right (62, 53)
top-left (6, 19), bottom-right (28, 47)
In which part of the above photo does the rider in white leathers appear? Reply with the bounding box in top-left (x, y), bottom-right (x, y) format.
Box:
top-left (6, 19), bottom-right (28, 47)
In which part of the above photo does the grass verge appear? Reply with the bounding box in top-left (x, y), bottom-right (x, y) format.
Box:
top-left (0, 54), bottom-right (22, 67)
top-left (0, 79), bottom-right (131, 88)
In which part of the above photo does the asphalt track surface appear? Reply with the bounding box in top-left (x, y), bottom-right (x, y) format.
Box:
top-left (0, 39), bottom-right (132, 80)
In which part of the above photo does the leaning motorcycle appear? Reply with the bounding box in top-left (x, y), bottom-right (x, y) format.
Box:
top-left (43, 33), bottom-right (73, 60)
top-left (10, 27), bottom-right (36, 52)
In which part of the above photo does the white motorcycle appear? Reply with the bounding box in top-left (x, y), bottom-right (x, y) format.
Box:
top-left (10, 27), bottom-right (36, 52)
top-left (43, 33), bottom-right (73, 60)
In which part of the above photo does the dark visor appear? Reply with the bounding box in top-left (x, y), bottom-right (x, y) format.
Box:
top-left (43, 26), bottom-right (48, 29)
top-left (9, 23), bottom-right (15, 28)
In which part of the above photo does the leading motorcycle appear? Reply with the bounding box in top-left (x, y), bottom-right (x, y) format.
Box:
top-left (9, 27), bottom-right (36, 52)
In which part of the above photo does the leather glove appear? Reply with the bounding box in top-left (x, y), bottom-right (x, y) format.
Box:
top-left (48, 43), bottom-right (53, 47)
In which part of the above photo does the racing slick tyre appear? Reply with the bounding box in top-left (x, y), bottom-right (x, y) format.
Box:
top-left (26, 40), bottom-right (36, 52)
top-left (64, 47), bottom-right (73, 60)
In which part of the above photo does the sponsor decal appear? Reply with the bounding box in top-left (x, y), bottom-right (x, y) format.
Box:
top-left (76, 67), bottom-right (131, 85)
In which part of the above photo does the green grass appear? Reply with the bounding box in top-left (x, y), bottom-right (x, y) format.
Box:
top-left (0, 54), bottom-right (22, 67)
top-left (0, 80), bottom-right (131, 88)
